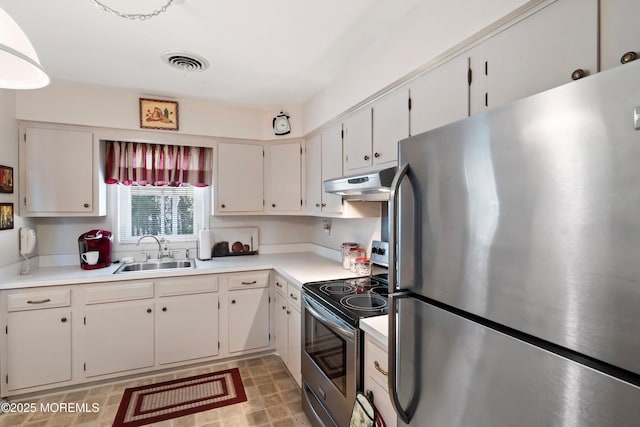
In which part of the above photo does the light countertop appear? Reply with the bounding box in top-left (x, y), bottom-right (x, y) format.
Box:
top-left (360, 315), bottom-right (389, 346)
top-left (0, 252), bottom-right (365, 291)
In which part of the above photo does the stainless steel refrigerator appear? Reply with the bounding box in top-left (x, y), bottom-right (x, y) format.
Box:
top-left (388, 60), bottom-right (640, 426)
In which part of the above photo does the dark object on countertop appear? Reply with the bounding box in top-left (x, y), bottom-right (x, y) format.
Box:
top-left (232, 241), bottom-right (244, 253)
top-left (213, 241), bottom-right (229, 256)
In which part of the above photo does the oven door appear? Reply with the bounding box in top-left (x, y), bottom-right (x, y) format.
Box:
top-left (302, 293), bottom-right (359, 427)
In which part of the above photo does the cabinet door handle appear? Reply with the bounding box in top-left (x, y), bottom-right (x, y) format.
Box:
top-left (83, 203), bottom-right (90, 208)
top-left (282, 305), bottom-right (287, 310)
top-left (276, 282), bottom-right (283, 288)
top-left (221, 204), bottom-right (226, 208)
top-left (374, 152), bottom-right (381, 158)
top-left (364, 155), bottom-right (370, 161)
top-left (272, 203), bottom-right (276, 208)
top-left (231, 299), bottom-right (236, 304)
top-left (61, 317), bottom-right (67, 323)
top-left (286, 310), bottom-right (291, 314)
top-left (162, 307), bottom-right (167, 312)
top-left (241, 280), bottom-right (257, 285)
top-left (571, 68), bottom-right (586, 80)
top-left (315, 203), bottom-right (321, 207)
top-left (27, 298), bottom-right (51, 304)
top-left (289, 293), bottom-right (298, 301)
top-left (146, 308), bottom-right (152, 314)
top-left (374, 360), bottom-right (388, 377)
top-left (621, 51), bottom-right (639, 64)
top-left (321, 203), bottom-right (326, 208)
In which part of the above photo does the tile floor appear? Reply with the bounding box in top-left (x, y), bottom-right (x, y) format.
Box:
top-left (0, 355), bottom-right (312, 427)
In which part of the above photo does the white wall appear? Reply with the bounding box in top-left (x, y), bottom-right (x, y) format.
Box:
top-left (33, 186), bottom-right (317, 262)
top-left (308, 216), bottom-right (381, 257)
top-left (15, 80), bottom-right (305, 140)
top-left (0, 90), bottom-right (36, 268)
top-left (302, 0), bottom-right (531, 132)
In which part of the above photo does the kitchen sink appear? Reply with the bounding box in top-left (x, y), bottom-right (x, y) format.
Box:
top-left (114, 259), bottom-right (196, 274)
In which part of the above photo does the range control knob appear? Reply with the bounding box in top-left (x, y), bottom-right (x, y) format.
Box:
top-left (378, 248), bottom-right (386, 255)
top-left (372, 247), bottom-right (379, 254)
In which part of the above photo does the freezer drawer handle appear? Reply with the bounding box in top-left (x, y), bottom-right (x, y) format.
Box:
top-left (374, 360), bottom-right (388, 377)
top-left (388, 291), bottom-right (411, 424)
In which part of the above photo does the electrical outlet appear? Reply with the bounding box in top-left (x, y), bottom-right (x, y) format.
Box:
top-left (322, 219), bottom-right (331, 236)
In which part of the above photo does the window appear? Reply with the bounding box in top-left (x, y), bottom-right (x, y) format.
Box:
top-left (117, 185), bottom-right (209, 243)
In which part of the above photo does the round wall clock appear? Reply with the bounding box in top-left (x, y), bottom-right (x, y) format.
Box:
top-left (273, 111), bottom-right (291, 135)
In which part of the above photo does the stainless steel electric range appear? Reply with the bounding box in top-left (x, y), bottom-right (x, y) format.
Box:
top-left (301, 240), bottom-right (389, 427)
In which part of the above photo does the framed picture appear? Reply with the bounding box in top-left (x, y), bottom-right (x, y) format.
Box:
top-left (0, 165), bottom-right (13, 193)
top-left (0, 203), bottom-right (13, 230)
top-left (139, 98), bottom-right (179, 131)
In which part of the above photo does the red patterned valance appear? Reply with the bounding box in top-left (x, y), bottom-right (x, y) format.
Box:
top-left (105, 141), bottom-right (212, 186)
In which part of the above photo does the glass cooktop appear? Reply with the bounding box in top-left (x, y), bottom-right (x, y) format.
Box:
top-left (302, 275), bottom-right (389, 326)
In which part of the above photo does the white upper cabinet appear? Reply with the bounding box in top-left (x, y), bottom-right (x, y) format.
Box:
top-left (343, 107), bottom-right (373, 173)
top-left (305, 125), bottom-right (344, 215)
top-left (600, 0), bottom-right (640, 70)
top-left (409, 55), bottom-right (470, 136)
top-left (372, 88), bottom-right (409, 166)
top-left (470, 0), bottom-right (598, 114)
top-left (21, 126), bottom-right (105, 217)
top-left (266, 141), bottom-right (302, 213)
top-left (305, 133), bottom-right (323, 215)
top-left (320, 122), bottom-right (344, 214)
top-left (215, 142), bottom-right (264, 213)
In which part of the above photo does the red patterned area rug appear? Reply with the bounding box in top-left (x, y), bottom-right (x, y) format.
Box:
top-left (113, 368), bottom-right (247, 427)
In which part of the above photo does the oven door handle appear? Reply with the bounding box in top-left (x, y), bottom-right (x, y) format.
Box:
top-left (303, 294), bottom-right (357, 341)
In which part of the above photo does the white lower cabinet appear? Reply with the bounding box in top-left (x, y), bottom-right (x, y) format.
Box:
top-left (6, 307), bottom-right (72, 391)
top-left (364, 334), bottom-right (397, 427)
top-left (227, 287), bottom-right (270, 353)
top-left (157, 293), bottom-right (220, 365)
top-left (83, 300), bottom-right (155, 377)
top-left (0, 271), bottom-right (277, 397)
top-left (287, 304), bottom-right (301, 386)
top-left (275, 291), bottom-right (289, 360)
top-left (227, 271), bottom-right (271, 354)
top-left (273, 275), bottom-right (302, 386)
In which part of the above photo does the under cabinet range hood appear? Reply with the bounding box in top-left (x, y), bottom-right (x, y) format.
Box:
top-left (323, 167), bottom-right (396, 201)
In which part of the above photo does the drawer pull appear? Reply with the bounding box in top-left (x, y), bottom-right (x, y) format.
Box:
top-left (289, 293), bottom-right (298, 301)
top-left (27, 298), bottom-right (51, 304)
top-left (241, 280), bottom-right (257, 285)
top-left (276, 282), bottom-right (283, 288)
top-left (374, 360), bottom-right (388, 377)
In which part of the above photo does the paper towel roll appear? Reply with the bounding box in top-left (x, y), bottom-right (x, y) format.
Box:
top-left (198, 229), bottom-right (212, 260)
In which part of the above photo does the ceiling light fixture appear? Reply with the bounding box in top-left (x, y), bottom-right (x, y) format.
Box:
top-left (90, 0), bottom-right (174, 21)
top-left (0, 7), bottom-right (49, 89)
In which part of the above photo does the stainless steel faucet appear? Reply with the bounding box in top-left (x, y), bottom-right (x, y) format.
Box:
top-left (137, 235), bottom-right (165, 259)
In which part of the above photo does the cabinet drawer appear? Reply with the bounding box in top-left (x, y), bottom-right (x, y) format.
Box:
top-left (7, 289), bottom-right (71, 311)
top-left (85, 282), bottom-right (154, 304)
top-left (228, 270), bottom-right (270, 290)
top-left (287, 284), bottom-right (301, 310)
top-left (157, 275), bottom-right (218, 297)
top-left (365, 335), bottom-right (389, 390)
top-left (274, 274), bottom-right (287, 296)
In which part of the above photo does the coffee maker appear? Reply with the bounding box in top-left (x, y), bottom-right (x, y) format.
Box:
top-left (78, 229), bottom-right (113, 270)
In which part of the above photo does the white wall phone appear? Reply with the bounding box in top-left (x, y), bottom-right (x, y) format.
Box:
top-left (19, 228), bottom-right (36, 256)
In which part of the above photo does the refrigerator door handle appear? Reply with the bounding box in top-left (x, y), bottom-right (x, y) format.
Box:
top-left (388, 162), bottom-right (409, 293)
top-left (388, 291), bottom-right (411, 424)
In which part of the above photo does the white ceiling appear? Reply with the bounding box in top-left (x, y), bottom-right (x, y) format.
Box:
top-left (1, 0), bottom-right (423, 109)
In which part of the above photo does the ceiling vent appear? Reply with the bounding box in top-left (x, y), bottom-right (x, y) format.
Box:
top-left (161, 51), bottom-right (209, 72)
